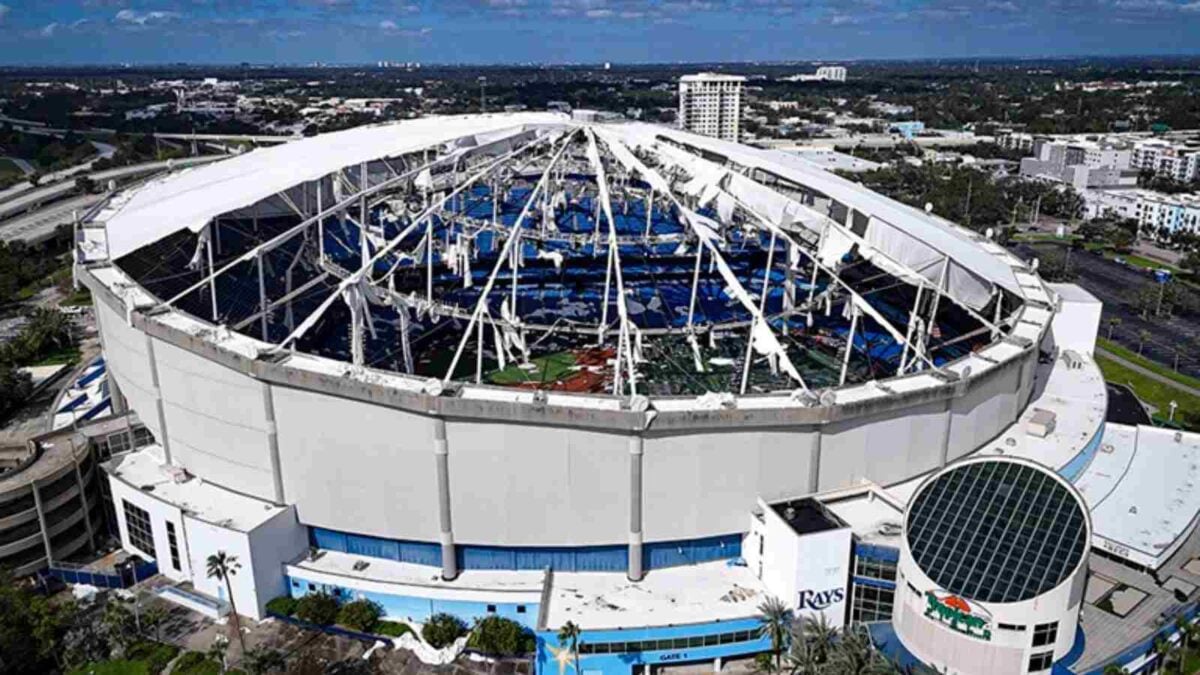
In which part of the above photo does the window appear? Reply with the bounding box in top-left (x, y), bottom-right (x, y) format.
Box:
top-left (166, 521), bottom-right (181, 571)
top-left (486, 605), bottom-right (496, 613)
top-left (854, 557), bottom-right (898, 582)
top-left (123, 500), bottom-right (155, 556)
top-left (998, 623), bottom-right (1026, 632)
top-left (516, 605), bottom-right (526, 614)
top-left (850, 583), bottom-right (895, 624)
top-left (1028, 651), bottom-right (1053, 672)
top-left (1032, 622), bottom-right (1058, 648)
top-left (580, 630), bottom-right (758, 655)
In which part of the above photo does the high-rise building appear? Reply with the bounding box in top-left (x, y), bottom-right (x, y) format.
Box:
top-left (678, 73), bottom-right (745, 142)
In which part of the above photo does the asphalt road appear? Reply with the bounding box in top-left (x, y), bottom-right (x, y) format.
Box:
top-left (1012, 242), bottom-right (1200, 380)
top-left (0, 192), bottom-right (104, 244)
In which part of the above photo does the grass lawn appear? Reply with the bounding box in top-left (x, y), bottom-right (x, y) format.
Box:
top-left (1096, 355), bottom-right (1200, 428)
top-left (32, 343), bottom-right (80, 366)
top-left (68, 661), bottom-right (151, 675)
top-left (68, 643), bottom-right (183, 675)
top-left (487, 350), bottom-right (577, 386)
top-left (0, 157), bottom-right (27, 178)
top-left (61, 287), bottom-right (93, 307)
top-left (1096, 338), bottom-right (1200, 391)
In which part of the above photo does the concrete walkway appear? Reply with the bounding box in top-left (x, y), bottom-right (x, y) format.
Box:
top-left (1096, 347), bottom-right (1200, 398)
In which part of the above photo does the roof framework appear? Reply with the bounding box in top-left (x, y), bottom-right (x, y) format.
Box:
top-left (119, 120), bottom-right (1012, 397)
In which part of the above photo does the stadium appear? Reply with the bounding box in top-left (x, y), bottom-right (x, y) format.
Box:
top-left (75, 111), bottom-right (1196, 674)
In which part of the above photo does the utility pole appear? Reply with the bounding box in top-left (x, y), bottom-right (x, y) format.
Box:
top-left (478, 76), bottom-right (487, 113)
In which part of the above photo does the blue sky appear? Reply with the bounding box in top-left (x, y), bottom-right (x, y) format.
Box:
top-left (0, 0), bottom-right (1197, 65)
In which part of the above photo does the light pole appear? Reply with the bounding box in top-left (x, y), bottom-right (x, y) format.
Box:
top-left (1170, 400), bottom-right (1178, 422)
top-left (478, 76), bottom-right (487, 113)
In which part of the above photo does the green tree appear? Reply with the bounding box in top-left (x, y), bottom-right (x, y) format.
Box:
top-left (207, 635), bottom-right (229, 674)
top-left (422, 612), bottom-right (467, 649)
top-left (757, 596), bottom-right (792, 672)
top-left (557, 620), bottom-right (583, 675)
top-left (294, 591), bottom-right (340, 625)
top-left (1107, 316), bottom-right (1122, 340)
top-left (0, 569), bottom-right (76, 673)
top-left (1138, 329), bottom-right (1151, 356)
top-left (207, 551), bottom-right (246, 653)
top-left (242, 645), bottom-right (287, 675)
top-left (336, 598), bottom-right (383, 632)
top-left (829, 624), bottom-right (898, 674)
top-left (471, 615), bottom-right (533, 656)
top-left (142, 602), bottom-right (169, 643)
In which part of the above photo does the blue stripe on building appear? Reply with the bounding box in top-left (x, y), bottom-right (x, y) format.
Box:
top-left (310, 528), bottom-right (743, 573)
top-left (537, 616), bottom-right (769, 675)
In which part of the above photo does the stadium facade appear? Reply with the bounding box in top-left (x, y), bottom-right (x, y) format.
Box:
top-left (72, 112), bottom-right (1200, 674)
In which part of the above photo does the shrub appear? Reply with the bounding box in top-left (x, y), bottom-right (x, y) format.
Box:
top-left (376, 621), bottom-right (412, 638)
top-left (294, 592), bottom-right (340, 626)
top-left (127, 641), bottom-right (181, 674)
top-left (266, 596), bottom-right (299, 617)
top-left (422, 612), bottom-right (468, 649)
top-left (337, 599), bottom-right (383, 633)
top-left (469, 615), bottom-right (535, 656)
top-left (173, 651), bottom-right (221, 675)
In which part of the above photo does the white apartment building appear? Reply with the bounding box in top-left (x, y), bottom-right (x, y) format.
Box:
top-left (1019, 137), bottom-right (1136, 191)
top-left (678, 73), bottom-right (745, 143)
top-left (1131, 139), bottom-right (1200, 183)
top-left (815, 66), bottom-right (847, 82)
top-left (1084, 188), bottom-right (1200, 235)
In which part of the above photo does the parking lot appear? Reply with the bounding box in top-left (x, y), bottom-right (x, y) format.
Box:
top-left (1014, 242), bottom-right (1200, 380)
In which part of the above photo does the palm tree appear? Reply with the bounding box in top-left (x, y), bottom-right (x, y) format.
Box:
top-left (1153, 635), bottom-right (1178, 674)
top-left (1138, 329), bottom-right (1151, 356)
top-left (142, 603), bottom-right (169, 643)
top-left (799, 614), bottom-right (839, 667)
top-left (557, 621), bottom-right (582, 675)
top-left (1101, 664), bottom-right (1126, 675)
top-left (1107, 316), bottom-right (1121, 340)
top-left (757, 596), bottom-right (792, 672)
top-left (207, 635), bottom-right (229, 674)
top-left (829, 624), bottom-right (898, 674)
top-left (206, 551), bottom-right (246, 654)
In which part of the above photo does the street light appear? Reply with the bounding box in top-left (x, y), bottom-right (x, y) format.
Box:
top-left (1169, 400), bottom-right (1178, 422)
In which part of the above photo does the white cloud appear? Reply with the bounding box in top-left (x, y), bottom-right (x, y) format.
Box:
top-left (114, 9), bottom-right (182, 26)
top-left (379, 18), bottom-right (398, 29)
top-left (40, 22), bottom-right (59, 37)
top-left (0, 5), bottom-right (10, 24)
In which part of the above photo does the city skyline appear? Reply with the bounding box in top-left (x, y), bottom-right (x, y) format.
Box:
top-left (0, 0), bottom-right (1198, 65)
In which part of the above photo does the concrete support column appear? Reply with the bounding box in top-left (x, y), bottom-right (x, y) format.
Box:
top-left (433, 418), bottom-right (457, 581)
top-left (714, 656), bottom-right (723, 672)
top-left (628, 435), bottom-right (644, 582)
top-left (108, 375), bottom-right (128, 415)
top-left (70, 441), bottom-right (96, 551)
top-left (261, 383), bottom-right (286, 505)
top-left (939, 399), bottom-right (954, 467)
top-left (145, 335), bottom-right (173, 465)
top-left (31, 480), bottom-right (53, 566)
top-left (808, 432), bottom-right (822, 494)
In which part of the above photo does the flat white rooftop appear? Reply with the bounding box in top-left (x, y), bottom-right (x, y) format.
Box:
top-left (287, 549), bottom-right (544, 602)
top-left (1077, 424), bottom-right (1200, 569)
top-left (885, 352), bottom-right (1107, 505)
top-left (820, 486), bottom-right (906, 548)
top-left (546, 560), bottom-right (767, 631)
top-left (106, 446), bottom-right (284, 532)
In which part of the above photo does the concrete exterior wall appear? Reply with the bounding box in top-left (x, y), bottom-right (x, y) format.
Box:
top-left (86, 265), bottom-right (1044, 551)
top-left (271, 384), bottom-right (441, 542)
top-left (153, 340), bottom-right (275, 500)
top-left (94, 301), bottom-right (162, 443)
top-left (109, 471), bottom-right (191, 583)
